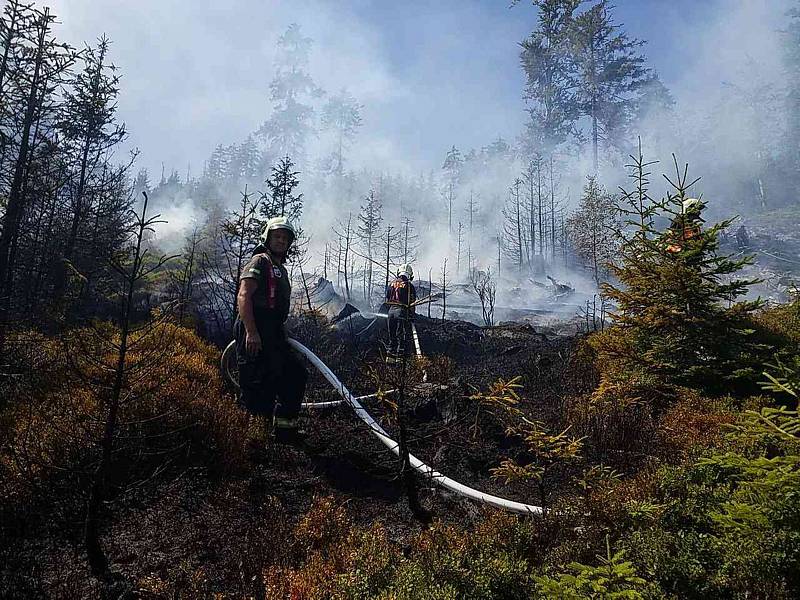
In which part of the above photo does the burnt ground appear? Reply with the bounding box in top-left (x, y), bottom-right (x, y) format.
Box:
top-left (1, 315), bottom-right (592, 597)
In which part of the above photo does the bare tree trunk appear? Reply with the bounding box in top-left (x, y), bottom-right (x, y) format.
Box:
top-left (550, 157), bottom-right (556, 261)
top-left (384, 226), bottom-right (392, 296)
top-left (527, 164), bottom-right (535, 268)
top-left (0, 9), bottom-right (50, 342)
top-left (440, 258), bottom-right (447, 324)
top-left (537, 160), bottom-right (544, 257)
top-left (403, 219), bottom-right (409, 262)
top-left (590, 42), bottom-right (598, 175)
top-left (427, 267), bottom-right (432, 319)
top-left (60, 43), bottom-right (110, 296)
top-left (592, 213), bottom-right (600, 285)
top-left (363, 257), bottom-right (368, 303)
top-left (447, 182), bottom-right (454, 235)
top-left (28, 179), bottom-right (60, 311)
top-left (336, 238), bottom-right (342, 289)
top-left (514, 180), bottom-right (523, 270)
top-left (85, 192), bottom-right (151, 578)
top-left (343, 216), bottom-right (351, 300)
top-left (456, 222), bottom-right (463, 277)
top-left (298, 261), bottom-right (313, 312)
top-left (395, 355), bottom-right (430, 523)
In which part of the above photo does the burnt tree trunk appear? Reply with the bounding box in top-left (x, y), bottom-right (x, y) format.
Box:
top-left (0, 9), bottom-right (50, 342)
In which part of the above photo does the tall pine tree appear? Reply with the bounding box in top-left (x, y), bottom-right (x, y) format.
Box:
top-left (257, 24), bottom-right (323, 168)
top-left (54, 35), bottom-right (128, 309)
top-left (783, 5), bottom-right (800, 197)
top-left (0, 5), bottom-right (73, 332)
top-left (518, 0), bottom-right (581, 157)
top-left (321, 88), bottom-right (362, 176)
top-left (567, 175), bottom-right (618, 284)
top-left (259, 155), bottom-right (303, 222)
top-left (258, 155), bottom-right (306, 267)
top-left (357, 190), bottom-right (382, 305)
top-left (568, 0), bottom-right (654, 172)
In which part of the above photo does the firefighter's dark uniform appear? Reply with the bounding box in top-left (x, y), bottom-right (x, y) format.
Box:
top-left (736, 225), bottom-right (749, 248)
top-left (234, 247), bottom-right (307, 430)
top-left (386, 275), bottom-right (416, 355)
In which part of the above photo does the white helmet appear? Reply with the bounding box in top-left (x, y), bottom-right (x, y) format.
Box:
top-left (260, 216), bottom-right (297, 244)
top-left (681, 198), bottom-right (702, 215)
top-left (397, 263), bottom-right (413, 279)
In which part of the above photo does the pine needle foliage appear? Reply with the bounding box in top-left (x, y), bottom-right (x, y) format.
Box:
top-left (567, 175), bottom-right (620, 285)
top-left (471, 377), bottom-right (583, 510)
top-left (637, 373), bottom-right (800, 596)
top-left (535, 536), bottom-right (648, 599)
top-left (760, 356), bottom-right (800, 408)
top-left (602, 147), bottom-right (764, 390)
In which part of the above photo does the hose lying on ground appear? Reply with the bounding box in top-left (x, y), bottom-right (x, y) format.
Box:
top-left (221, 325), bottom-right (543, 514)
top-left (221, 314), bottom-right (403, 408)
top-left (287, 338), bottom-right (543, 515)
top-left (755, 248), bottom-right (800, 265)
top-left (334, 311), bottom-right (386, 337)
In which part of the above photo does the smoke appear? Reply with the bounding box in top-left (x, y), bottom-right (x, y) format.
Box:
top-left (630, 0), bottom-right (793, 218)
top-left (44, 0), bottom-right (798, 321)
top-left (46, 0), bottom-right (528, 179)
top-left (150, 197), bottom-right (202, 253)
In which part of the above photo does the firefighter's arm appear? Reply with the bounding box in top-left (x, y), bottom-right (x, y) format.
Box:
top-left (237, 279), bottom-right (262, 356)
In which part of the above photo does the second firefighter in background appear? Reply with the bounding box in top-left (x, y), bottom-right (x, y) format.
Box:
top-left (386, 264), bottom-right (416, 360)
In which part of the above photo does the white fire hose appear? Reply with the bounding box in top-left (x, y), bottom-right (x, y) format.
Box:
top-left (221, 325), bottom-right (543, 515)
top-left (287, 338), bottom-right (543, 515)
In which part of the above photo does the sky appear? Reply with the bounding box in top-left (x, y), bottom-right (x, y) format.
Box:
top-left (43, 0), bottom-right (795, 180)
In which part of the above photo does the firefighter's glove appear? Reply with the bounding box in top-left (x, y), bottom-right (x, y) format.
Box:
top-left (245, 330), bottom-right (262, 356)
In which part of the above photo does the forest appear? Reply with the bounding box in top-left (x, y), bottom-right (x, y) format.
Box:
top-left (1, 0), bottom-right (800, 598)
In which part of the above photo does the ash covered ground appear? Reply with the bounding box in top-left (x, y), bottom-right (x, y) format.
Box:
top-left (2, 307), bottom-right (593, 595)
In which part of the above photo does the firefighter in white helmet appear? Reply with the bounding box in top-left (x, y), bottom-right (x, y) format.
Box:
top-left (385, 263), bottom-right (417, 361)
top-left (235, 216), bottom-right (308, 444)
top-left (665, 198), bottom-right (704, 254)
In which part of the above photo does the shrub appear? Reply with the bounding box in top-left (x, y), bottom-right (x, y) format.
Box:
top-left (622, 405), bottom-right (800, 598)
top-left (1, 323), bottom-right (249, 500)
top-left (262, 499), bottom-right (544, 600)
top-left (535, 537), bottom-right (651, 599)
top-left (658, 393), bottom-right (736, 458)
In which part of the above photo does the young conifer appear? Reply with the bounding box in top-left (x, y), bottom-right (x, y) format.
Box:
top-left (602, 148), bottom-right (763, 389)
top-left (567, 175), bottom-right (619, 284)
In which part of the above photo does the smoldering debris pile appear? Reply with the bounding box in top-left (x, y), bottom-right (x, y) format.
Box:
top-left (304, 276), bottom-right (588, 331)
top-left (719, 220), bottom-right (800, 303)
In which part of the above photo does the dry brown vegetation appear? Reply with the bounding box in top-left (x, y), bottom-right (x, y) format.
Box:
top-left (1, 301), bottom-right (799, 597)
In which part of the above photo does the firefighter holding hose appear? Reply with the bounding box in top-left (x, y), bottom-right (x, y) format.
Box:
top-left (385, 263), bottom-right (417, 363)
